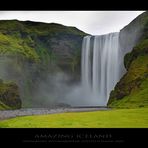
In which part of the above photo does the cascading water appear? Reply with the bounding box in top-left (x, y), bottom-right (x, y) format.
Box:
top-left (81, 32), bottom-right (122, 106)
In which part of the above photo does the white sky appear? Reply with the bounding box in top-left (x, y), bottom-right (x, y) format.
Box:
top-left (0, 11), bottom-right (145, 35)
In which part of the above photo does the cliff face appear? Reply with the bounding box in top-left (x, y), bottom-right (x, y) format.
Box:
top-left (119, 11), bottom-right (148, 55)
top-left (108, 11), bottom-right (148, 108)
top-left (0, 20), bottom-right (87, 73)
top-left (0, 79), bottom-right (21, 110)
top-left (0, 20), bottom-right (87, 107)
top-left (1, 13), bottom-right (148, 109)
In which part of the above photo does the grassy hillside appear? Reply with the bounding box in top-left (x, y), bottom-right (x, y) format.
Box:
top-left (0, 20), bottom-right (86, 64)
top-left (108, 11), bottom-right (148, 109)
top-left (0, 20), bottom-right (87, 107)
top-left (108, 36), bottom-right (148, 108)
top-left (0, 108), bottom-right (147, 128)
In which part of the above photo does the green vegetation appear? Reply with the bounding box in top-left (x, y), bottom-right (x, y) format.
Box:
top-left (108, 38), bottom-right (148, 108)
top-left (0, 108), bottom-right (147, 128)
top-left (0, 13), bottom-right (148, 109)
top-left (108, 11), bottom-right (148, 108)
top-left (124, 39), bottom-right (148, 70)
top-left (0, 33), bottom-right (39, 62)
top-left (0, 79), bottom-right (21, 110)
top-left (0, 20), bottom-right (87, 107)
top-left (0, 19), bottom-right (87, 74)
top-left (0, 101), bottom-right (11, 110)
top-left (109, 78), bottom-right (148, 108)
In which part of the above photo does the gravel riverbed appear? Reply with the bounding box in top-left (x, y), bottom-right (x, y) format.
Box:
top-left (0, 107), bottom-right (109, 120)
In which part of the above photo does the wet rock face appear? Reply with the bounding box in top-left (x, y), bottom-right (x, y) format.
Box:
top-left (0, 20), bottom-right (88, 108)
top-left (119, 11), bottom-right (148, 55)
top-left (0, 80), bottom-right (21, 109)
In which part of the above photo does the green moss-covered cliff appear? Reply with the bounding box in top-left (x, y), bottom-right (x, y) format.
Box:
top-left (0, 20), bottom-right (87, 72)
top-left (108, 11), bottom-right (148, 108)
top-left (0, 79), bottom-right (21, 110)
top-left (0, 20), bottom-right (88, 107)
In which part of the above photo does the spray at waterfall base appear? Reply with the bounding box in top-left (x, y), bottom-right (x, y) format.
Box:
top-left (0, 32), bottom-right (134, 107)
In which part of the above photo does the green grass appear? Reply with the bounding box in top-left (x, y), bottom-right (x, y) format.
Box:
top-left (123, 55), bottom-right (148, 83)
top-left (0, 108), bottom-right (148, 128)
top-left (109, 42), bottom-right (148, 108)
top-left (109, 77), bottom-right (148, 108)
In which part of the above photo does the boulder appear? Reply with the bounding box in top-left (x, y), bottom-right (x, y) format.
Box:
top-left (0, 80), bottom-right (21, 110)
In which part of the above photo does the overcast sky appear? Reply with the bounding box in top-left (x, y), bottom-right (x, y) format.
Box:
top-left (0, 11), bottom-right (145, 35)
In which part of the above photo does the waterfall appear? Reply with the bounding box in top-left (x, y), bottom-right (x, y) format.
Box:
top-left (81, 32), bottom-right (122, 106)
top-left (81, 36), bottom-right (91, 92)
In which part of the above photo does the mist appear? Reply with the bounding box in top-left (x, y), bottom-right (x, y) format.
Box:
top-left (0, 14), bottom-right (144, 108)
top-left (0, 55), bottom-right (96, 108)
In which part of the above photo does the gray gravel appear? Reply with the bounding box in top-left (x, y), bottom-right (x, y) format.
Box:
top-left (0, 107), bottom-right (109, 120)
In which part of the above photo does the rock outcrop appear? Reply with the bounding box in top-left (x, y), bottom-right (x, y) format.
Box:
top-left (0, 79), bottom-right (21, 110)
